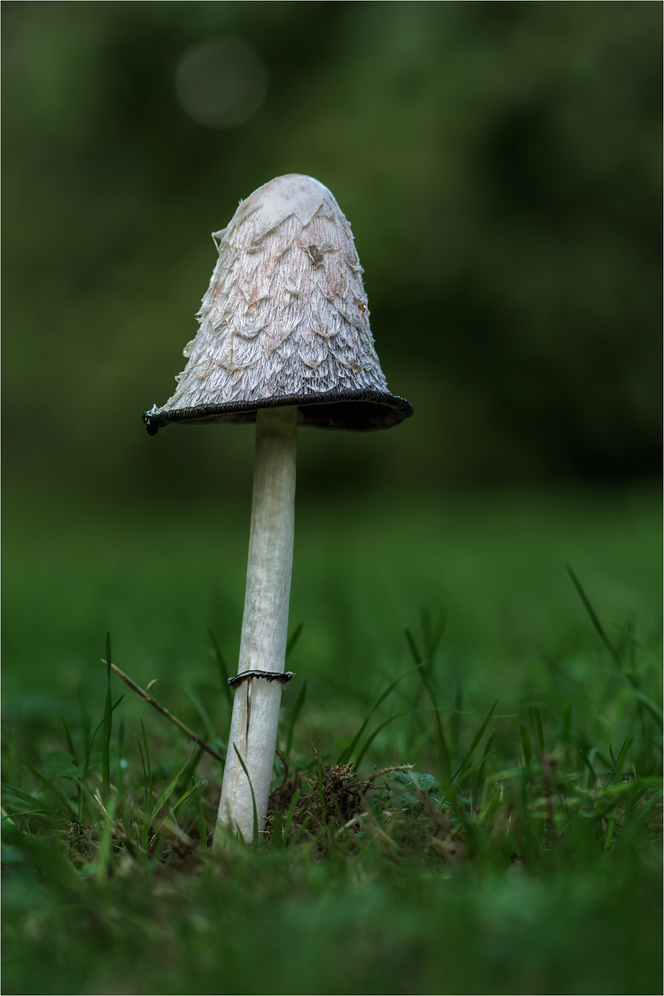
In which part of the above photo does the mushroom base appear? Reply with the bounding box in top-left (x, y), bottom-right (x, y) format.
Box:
top-left (217, 678), bottom-right (284, 841)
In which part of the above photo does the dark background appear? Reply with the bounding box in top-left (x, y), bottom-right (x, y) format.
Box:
top-left (2, 1), bottom-right (662, 507)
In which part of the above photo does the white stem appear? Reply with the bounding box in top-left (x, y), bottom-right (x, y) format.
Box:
top-left (215, 406), bottom-right (298, 843)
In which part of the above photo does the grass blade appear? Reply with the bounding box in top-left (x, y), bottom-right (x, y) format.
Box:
top-left (414, 665), bottom-right (451, 783)
top-left (184, 686), bottom-right (218, 748)
top-left (520, 726), bottom-right (533, 767)
top-left (285, 622), bottom-right (304, 661)
top-left (61, 719), bottom-right (77, 764)
top-left (232, 743), bottom-right (259, 848)
top-left (141, 719), bottom-right (153, 805)
top-left (155, 780), bottom-right (199, 837)
top-left (451, 679), bottom-right (463, 762)
top-left (579, 749), bottom-right (597, 789)
top-left (136, 735), bottom-right (148, 807)
top-left (533, 707), bottom-right (545, 753)
top-left (405, 629), bottom-right (453, 780)
top-left (192, 779), bottom-right (208, 854)
top-left (285, 679), bottom-right (307, 757)
top-left (102, 633), bottom-right (113, 802)
top-left (19, 758), bottom-right (74, 815)
top-left (615, 734), bottom-right (634, 780)
top-left (150, 747), bottom-right (197, 824)
top-left (83, 695), bottom-right (125, 783)
top-left (338, 667), bottom-right (417, 765)
top-left (178, 745), bottom-right (204, 793)
top-left (207, 628), bottom-right (232, 707)
top-left (609, 744), bottom-right (619, 778)
top-left (271, 806), bottom-right (283, 848)
top-left (599, 663), bottom-right (664, 723)
top-left (282, 787), bottom-right (301, 846)
top-left (353, 711), bottom-right (412, 768)
top-left (116, 717), bottom-right (125, 797)
top-left (405, 628), bottom-right (424, 667)
top-left (315, 748), bottom-right (325, 822)
top-left (421, 607), bottom-right (447, 661)
top-left (455, 749), bottom-right (497, 789)
top-left (451, 700), bottom-right (498, 783)
top-left (566, 565), bottom-right (620, 665)
top-left (1, 783), bottom-right (60, 816)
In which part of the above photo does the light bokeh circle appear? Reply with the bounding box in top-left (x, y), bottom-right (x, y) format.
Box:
top-left (175, 37), bottom-right (268, 129)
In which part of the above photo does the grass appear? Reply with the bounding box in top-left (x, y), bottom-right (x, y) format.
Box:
top-left (2, 486), bottom-right (662, 995)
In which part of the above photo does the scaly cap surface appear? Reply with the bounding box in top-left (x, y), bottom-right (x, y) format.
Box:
top-left (145, 174), bottom-right (412, 433)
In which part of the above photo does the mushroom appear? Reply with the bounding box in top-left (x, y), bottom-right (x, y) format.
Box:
top-left (144, 174), bottom-right (413, 843)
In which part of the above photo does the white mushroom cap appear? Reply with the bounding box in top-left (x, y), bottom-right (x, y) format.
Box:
top-left (145, 174), bottom-right (412, 434)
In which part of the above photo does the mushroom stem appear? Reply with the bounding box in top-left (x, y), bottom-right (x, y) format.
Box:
top-left (215, 405), bottom-right (298, 843)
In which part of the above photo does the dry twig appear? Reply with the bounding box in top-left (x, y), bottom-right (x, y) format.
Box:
top-left (102, 659), bottom-right (223, 762)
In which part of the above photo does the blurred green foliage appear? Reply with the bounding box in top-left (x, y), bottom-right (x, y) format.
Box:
top-left (2, 1), bottom-right (661, 505)
top-left (3, 488), bottom-right (660, 742)
top-left (2, 488), bottom-right (662, 995)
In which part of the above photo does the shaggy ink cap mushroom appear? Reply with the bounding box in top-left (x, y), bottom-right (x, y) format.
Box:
top-left (143, 173), bottom-right (413, 434)
top-left (144, 174), bottom-right (413, 843)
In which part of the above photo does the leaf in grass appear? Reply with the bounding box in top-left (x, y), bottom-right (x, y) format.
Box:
top-left (409, 772), bottom-right (440, 792)
top-left (390, 771), bottom-right (444, 809)
top-left (45, 751), bottom-right (81, 779)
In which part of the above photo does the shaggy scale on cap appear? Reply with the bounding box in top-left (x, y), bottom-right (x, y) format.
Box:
top-left (144, 174), bottom-right (413, 434)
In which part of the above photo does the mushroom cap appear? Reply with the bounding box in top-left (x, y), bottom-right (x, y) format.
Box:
top-left (144, 174), bottom-right (413, 434)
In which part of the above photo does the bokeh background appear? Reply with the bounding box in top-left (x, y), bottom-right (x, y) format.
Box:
top-left (3, 0), bottom-right (661, 505)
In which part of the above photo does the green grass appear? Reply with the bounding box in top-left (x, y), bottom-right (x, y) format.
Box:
top-left (2, 487), bottom-right (662, 995)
